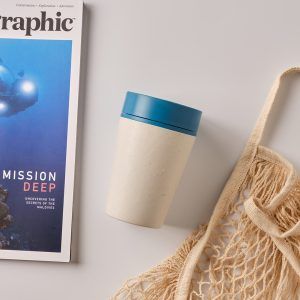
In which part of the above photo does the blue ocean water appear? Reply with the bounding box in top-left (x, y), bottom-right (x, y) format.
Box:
top-left (0, 38), bottom-right (72, 252)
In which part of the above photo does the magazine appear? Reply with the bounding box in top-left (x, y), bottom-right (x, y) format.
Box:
top-left (0, 0), bottom-right (83, 262)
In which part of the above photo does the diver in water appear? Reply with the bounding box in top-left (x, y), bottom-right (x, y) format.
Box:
top-left (0, 59), bottom-right (38, 117)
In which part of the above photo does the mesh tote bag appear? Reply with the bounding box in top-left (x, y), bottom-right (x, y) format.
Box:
top-left (112, 67), bottom-right (300, 300)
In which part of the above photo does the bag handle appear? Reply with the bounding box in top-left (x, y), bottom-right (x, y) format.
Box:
top-left (247, 67), bottom-right (300, 147)
top-left (175, 67), bottom-right (300, 299)
top-left (244, 197), bottom-right (300, 277)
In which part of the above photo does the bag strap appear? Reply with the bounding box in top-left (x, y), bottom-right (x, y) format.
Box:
top-left (244, 197), bottom-right (300, 277)
top-left (175, 67), bottom-right (300, 300)
top-left (247, 67), bottom-right (300, 147)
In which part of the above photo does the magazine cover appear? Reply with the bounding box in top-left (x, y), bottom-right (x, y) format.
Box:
top-left (0, 0), bottom-right (83, 262)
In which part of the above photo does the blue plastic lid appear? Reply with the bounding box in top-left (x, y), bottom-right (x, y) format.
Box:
top-left (121, 92), bottom-right (201, 136)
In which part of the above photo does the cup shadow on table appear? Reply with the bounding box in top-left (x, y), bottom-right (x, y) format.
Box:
top-left (70, 5), bottom-right (92, 263)
top-left (166, 72), bottom-right (300, 229)
top-left (165, 118), bottom-right (242, 229)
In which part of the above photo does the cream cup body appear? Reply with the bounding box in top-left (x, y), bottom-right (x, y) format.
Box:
top-left (106, 117), bottom-right (195, 228)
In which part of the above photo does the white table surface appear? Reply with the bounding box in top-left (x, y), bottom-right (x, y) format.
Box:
top-left (2, 0), bottom-right (300, 299)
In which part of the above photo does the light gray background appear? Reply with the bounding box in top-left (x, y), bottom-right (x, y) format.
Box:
top-left (1, 0), bottom-right (300, 299)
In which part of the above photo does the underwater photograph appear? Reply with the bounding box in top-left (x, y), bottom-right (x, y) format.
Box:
top-left (0, 38), bottom-right (72, 252)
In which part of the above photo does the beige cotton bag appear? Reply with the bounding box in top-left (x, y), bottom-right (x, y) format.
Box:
top-left (112, 67), bottom-right (300, 300)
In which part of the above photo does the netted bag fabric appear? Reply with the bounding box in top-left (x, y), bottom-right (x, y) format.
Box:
top-left (190, 147), bottom-right (300, 300)
top-left (112, 68), bottom-right (300, 300)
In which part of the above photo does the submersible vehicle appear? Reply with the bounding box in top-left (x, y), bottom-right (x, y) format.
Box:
top-left (0, 59), bottom-right (38, 117)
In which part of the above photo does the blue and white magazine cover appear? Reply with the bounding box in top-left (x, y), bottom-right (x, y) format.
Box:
top-left (0, 0), bottom-right (83, 262)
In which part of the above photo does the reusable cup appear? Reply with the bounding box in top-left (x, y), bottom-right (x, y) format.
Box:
top-left (106, 92), bottom-right (202, 228)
